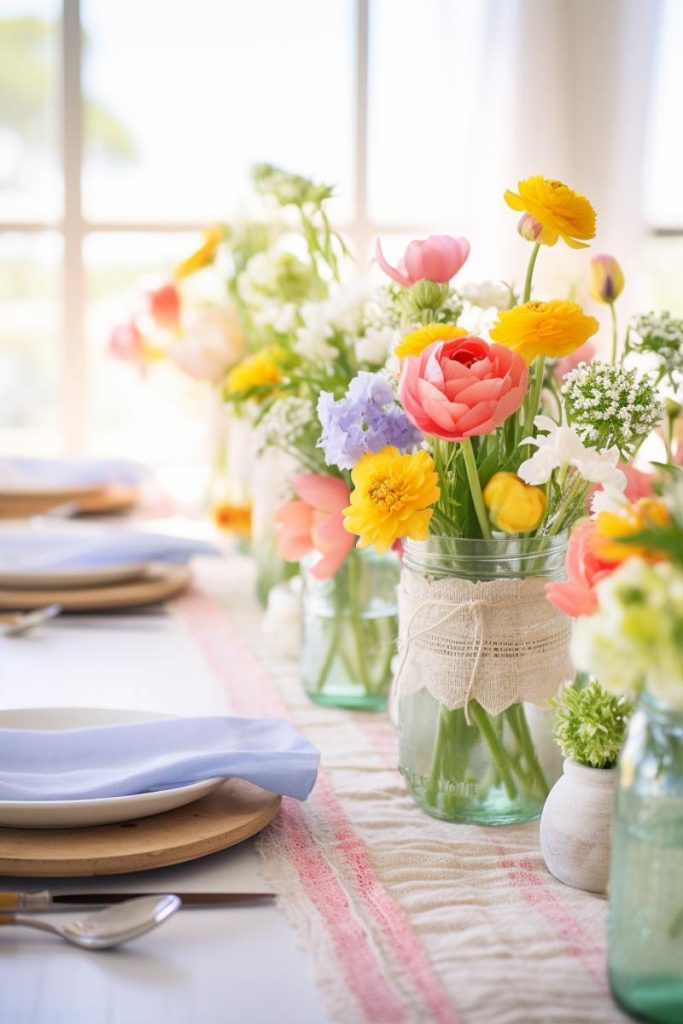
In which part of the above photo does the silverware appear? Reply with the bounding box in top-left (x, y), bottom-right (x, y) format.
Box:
top-left (0, 604), bottom-right (61, 637)
top-left (1, 890), bottom-right (275, 911)
top-left (0, 894), bottom-right (180, 950)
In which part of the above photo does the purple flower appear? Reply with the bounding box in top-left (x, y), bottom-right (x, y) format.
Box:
top-left (317, 372), bottom-right (423, 471)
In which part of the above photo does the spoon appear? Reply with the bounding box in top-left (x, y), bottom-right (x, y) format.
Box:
top-left (0, 604), bottom-right (62, 638)
top-left (0, 893), bottom-right (181, 950)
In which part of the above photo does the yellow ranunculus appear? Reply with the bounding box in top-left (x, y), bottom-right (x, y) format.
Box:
top-left (343, 446), bottom-right (440, 553)
top-left (395, 323), bottom-right (468, 360)
top-left (483, 472), bottom-right (546, 534)
top-left (589, 255), bottom-right (625, 305)
top-left (174, 226), bottom-right (224, 279)
top-left (593, 498), bottom-right (671, 563)
top-left (504, 175), bottom-right (596, 250)
top-left (490, 299), bottom-right (599, 364)
top-left (225, 347), bottom-right (284, 398)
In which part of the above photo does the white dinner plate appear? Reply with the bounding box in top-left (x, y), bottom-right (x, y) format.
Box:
top-left (0, 707), bottom-right (224, 829)
top-left (0, 563), bottom-right (148, 590)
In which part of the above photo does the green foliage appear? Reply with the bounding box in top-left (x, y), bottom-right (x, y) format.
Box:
top-left (551, 680), bottom-right (632, 769)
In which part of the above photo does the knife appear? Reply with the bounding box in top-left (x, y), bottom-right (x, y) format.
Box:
top-left (0, 891), bottom-right (275, 912)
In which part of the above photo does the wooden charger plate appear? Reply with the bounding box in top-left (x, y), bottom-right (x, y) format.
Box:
top-left (0, 564), bottom-right (191, 611)
top-left (0, 484), bottom-right (138, 519)
top-left (0, 780), bottom-right (281, 877)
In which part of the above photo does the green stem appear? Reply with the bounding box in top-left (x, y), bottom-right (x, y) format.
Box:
top-left (468, 702), bottom-right (518, 800)
top-left (314, 576), bottom-right (344, 692)
top-left (511, 704), bottom-right (550, 798)
top-left (524, 354), bottom-right (546, 430)
top-left (461, 438), bottom-right (492, 540)
top-left (610, 303), bottom-right (619, 365)
top-left (522, 242), bottom-right (541, 304)
top-left (347, 551), bottom-right (373, 694)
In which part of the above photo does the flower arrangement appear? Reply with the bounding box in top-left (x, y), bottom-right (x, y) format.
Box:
top-left (551, 680), bottom-right (632, 770)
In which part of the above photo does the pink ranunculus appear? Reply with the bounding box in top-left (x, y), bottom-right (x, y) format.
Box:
top-left (146, 281), bottom-right (181, 331)
top-left (375, 235), bottom-right (470, 288)
top-left (108, 320), bottom-right (147, 371)
top-left (399, 335), bottom-right (528, 441)
top-left (276, 474), bottom-right (354, 580)
top-left (545, 520), bottom-right (617, 617)
top-left (553, 340), bottom-right (596, 381)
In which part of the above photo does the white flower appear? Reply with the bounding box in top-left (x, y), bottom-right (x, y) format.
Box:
top-left (293, 301), bottom-right (338, 365)
top-left (461, 280), bottom-right (511, 310)
top-left (590, 485), bottom-right (629, 517)
top-left (167, 306), bottom-right (244, 382)
top-left (518, 416), bottom-right (626, 490)
top-left (355, 325), bottom-right (396, 366)
top-left (256, 396), bottom-right (315, 450)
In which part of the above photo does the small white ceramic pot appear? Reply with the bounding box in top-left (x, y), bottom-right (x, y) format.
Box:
top-left (539, 758), bottom-right (617, 895)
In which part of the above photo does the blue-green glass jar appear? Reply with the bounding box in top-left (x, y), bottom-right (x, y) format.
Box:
top-left (608, 693), bottom-right (683, 1023)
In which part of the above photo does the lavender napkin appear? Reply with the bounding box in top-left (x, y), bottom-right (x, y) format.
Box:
top-left (0, 716), bottom-right (319, 802)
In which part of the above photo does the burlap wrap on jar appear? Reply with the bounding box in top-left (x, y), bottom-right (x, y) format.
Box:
top-left (394, 566), bottom-right (573, 717)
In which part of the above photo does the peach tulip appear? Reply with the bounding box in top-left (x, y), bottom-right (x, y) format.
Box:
top-left (399, 336), bottom-right (527, 441)
top-left (276, 474), bottom-right (354, 579)
top-left (375, 235), bottom-right (470, 288)
top-left (108, 320), bottom-right (146, 371)
top-left (146, 281), bottom-right (181, 331)
top-left (545, 520), bottom-right (617, 617)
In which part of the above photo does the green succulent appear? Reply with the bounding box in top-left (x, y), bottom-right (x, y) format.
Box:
top-left (551, 680), bottom-right (632, 769)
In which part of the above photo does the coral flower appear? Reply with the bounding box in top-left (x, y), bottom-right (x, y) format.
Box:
top-left (225, 347), bottom-right (283, 399)
top-left (108, 320), bottom-right (147, 369)
top-left (399, 336), bottom-right (527, 442)
top-left (375, 235), bottom-right (470, 287)
top-left (490, 300), bottom-right (599, 364)
top-left (343, 446), bottom-right (440, 553)
top-left (395, 323), bottom-right (468, 360)
top-left (545, 520), bottom-right (617, 617)
top-left (592, 498), bottom-right (671, 564)
top-left (504, 175), bottom-right (597, 249)
top-left (276, 474), bottom-right (354, 579)
top-left (175, 226), bottom-right (223, 279)
top-left (483, 472), bottom-right (546, 534)
top-left (589, 255), bottom-right (625, 304)
top-left (146, 281), bottom-right (181, 331)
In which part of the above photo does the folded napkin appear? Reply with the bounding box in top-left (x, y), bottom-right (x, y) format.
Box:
top-left (0, 525), bottom-right (219, 571)
top-left (0, 717), bottom-right (320, 802)
top-left (0, 457), bottom-right (149, 491)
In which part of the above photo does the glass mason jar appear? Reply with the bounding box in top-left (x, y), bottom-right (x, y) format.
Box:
top-left (301, 546), bottom-right (399, 711)
top-left (251, 448), bottom-right (300, 607)
top-left (398, 534), bottom-right (568, 825)
top-left (608, 694), bottom-right (683, 1023)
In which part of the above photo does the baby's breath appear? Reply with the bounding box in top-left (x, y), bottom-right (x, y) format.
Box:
top-left (561, 360), bottom-right (663, 457)
top-left (256, 396), bottom-right (316, 452)
top-left (629, 311), bottom-right (683, 386)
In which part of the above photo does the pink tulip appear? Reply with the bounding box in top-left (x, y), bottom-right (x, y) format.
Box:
top-left (545, 520), bottom-right (617, 617)
top-left (146, 281), bottom-right (181, 331)
top-left (554, 340), bottom-right (596, 381)
top-left (622, 463), bottom-right (656, 502)
top-left (375, 235), bottom-right (470, 288)
top-left (108, 320), bottom-right (147, 371)
top-left (276, 474), bottom-right (354, 580)
top-left (399, 336), bottom-right (528, 441)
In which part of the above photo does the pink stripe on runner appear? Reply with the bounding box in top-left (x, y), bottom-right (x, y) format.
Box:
top-left (176, 588), bottom-right (459, 1024)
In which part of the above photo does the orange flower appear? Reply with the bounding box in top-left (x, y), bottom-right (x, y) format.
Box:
top-left (504, 175), bottom-right (596, 249)
top-left (212, 502), bottom-right (252, 537)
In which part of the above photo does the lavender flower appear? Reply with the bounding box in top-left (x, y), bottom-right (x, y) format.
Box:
top-left (317, 372), bottom-right (423, 471)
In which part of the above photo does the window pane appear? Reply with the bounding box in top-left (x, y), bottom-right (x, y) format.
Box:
top-left (643, 237), bottom-right (683, 316)
top-left (368, 0), bottom-right (485, 225)
top-left (0, 0), bottom-right (61, 221)
top-left (0, 232), bottom-right (61, 448)
top-left (81, 0), bottom-right (354, 224)
top-left (645, 0), bottom-right (683, 227)
top-left (85, 232), bottom-right (220, 500)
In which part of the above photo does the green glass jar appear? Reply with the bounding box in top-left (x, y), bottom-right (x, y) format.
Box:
top-left (251, 449), bottom-right (299, 607)
top-left (398, 534), bottom-right (568, 825)
top-left (608, 694), bottom-right (683, 1023)
top-left (301, 547), bottom-right (399, 711)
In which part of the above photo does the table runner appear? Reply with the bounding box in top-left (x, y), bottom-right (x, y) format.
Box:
top-left (176, 557), bottom-right (627, 1024)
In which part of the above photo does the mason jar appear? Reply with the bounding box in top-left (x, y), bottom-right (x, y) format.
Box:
top-left (398, 533), bottom-right (569, 825)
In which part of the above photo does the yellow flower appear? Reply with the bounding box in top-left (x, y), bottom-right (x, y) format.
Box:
top-left (212, 502), bottom-right (252, 537)
top-left (490, 299), bottom-right (599, 363)
top-left (395, 323), bottom-right (468, 359)
top-left (343, 446), bottom-right (440, 553)
top-left (589, 255), bottom-right (625, 305)
top-left (504, 175), bottom-right (596, 249)
top-left (483, 472), bottom-right (546, 534)
top-left (174, 226), bottom-right (224, 279)
top-left (593, 498), bottom-right (671, 563)
top-left (225, 347), bottom-right (284, 398)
